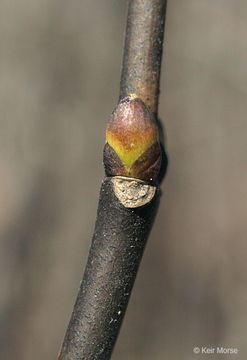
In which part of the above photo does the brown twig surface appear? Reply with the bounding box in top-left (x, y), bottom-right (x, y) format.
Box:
top-left (58, 1), bottom-right (167, 359)
top-left (120, 0), bottom-right (166, 115)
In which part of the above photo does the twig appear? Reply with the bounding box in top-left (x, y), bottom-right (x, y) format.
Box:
top-left (58, 1), bottom-right (167, 359)
top-left (120, 0), bottom-right (166, 115)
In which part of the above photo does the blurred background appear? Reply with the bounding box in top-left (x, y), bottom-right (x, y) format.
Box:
top-left (1, 0), bottom-right (247, 359)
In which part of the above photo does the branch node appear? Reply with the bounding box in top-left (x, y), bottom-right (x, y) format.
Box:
top-left (112, 176), bottom-right (156, 208)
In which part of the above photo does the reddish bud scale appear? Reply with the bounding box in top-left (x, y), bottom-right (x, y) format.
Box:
top-left (104, 95), bottom-right (161, 182)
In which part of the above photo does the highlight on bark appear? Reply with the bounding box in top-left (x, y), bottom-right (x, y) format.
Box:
top-left (103, 94), bottom-right (162, 183)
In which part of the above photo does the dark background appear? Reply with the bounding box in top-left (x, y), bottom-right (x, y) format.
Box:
top-left (1, 1), bottom-right (246, 359)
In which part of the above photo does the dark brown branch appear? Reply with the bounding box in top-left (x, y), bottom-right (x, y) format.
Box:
top-left (58, 179), bottom-right (159, 360)
top-left (58, 1), bottom-right (167, 359)
top-left (120, 0), bottom-right (167, 115)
